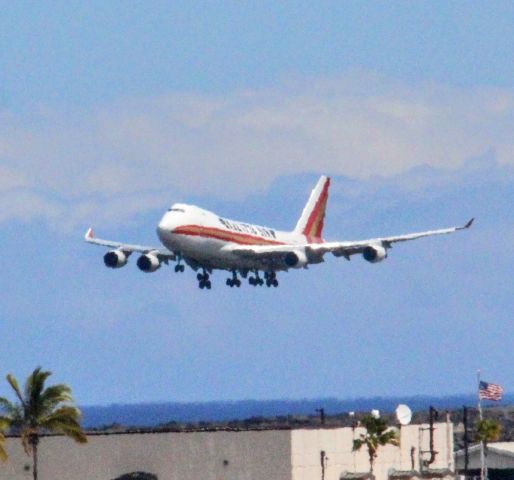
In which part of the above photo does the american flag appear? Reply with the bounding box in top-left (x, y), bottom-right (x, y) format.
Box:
top-left (479, 381), bottom-right (504, 401)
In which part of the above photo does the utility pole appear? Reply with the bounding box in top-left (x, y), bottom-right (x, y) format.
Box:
top-left (316, 408), bottom-right (326, 426)
top-left (320, 450), bottom-right (328, 480)
top-left (463, 406), bottom-right (469, 478)
top-left (421, 406), bottom-right (438, 468)
top-left (477, 370), bottom-right (485, 480)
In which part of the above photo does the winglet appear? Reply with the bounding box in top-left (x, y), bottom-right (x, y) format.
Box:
top-left (85, 227), bottom-right (95, 240)
top-left (463, 218), bottom-right (475, 229)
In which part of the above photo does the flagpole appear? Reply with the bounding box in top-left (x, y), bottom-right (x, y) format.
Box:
top-left (477, 370), bottom-right (485, 480)
top-left (477, 370), bottom-right (483, 420)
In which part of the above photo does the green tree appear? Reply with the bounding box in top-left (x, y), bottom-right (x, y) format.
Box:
top-left (0, 367), bottom-right (87, 480)
top-left (353, 415), bottom-right (400, 478)
top-left (475, 418), bottom-right (501, 480)
top-left (475, 418), bottom-right (501, 451)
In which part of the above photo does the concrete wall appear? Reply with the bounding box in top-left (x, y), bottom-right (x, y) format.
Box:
top-left (0, 430), bottom-right (292, 480)
top-left (291, 422), bottom-right (454, 480)
top-left (0, 423), bottom-right (453, 480)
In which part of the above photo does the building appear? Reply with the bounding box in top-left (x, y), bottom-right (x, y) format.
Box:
top-left (0, 422), bottom-right (454, 480)
top-left (455, 442), bottom-right (514, 480)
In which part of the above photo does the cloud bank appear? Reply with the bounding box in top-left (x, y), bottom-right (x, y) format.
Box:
top-left (1, 71), bottom-right (513, 228)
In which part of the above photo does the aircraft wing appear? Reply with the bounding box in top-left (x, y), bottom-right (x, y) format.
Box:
top-left (84, 228), bottom-right (176, 259)
top-left (316, 217), bottom-right (475, 258)
top-left (227, 218), bottom-right (474, 262)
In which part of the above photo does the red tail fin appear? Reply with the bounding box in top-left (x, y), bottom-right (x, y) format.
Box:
top-left (294, 176), bottom-right (330, 239)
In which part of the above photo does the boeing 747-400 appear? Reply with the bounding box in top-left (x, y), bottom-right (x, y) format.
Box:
top-left (85, 176), bottom-right (473, 289)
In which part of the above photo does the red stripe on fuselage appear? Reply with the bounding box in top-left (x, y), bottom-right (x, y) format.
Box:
top-left (173, 225), bottom-right (286, 246)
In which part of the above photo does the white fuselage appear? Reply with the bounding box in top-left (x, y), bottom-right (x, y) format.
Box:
top-left (85, 174), bottom-right (472, 287)
top-left (156, 203), bottom-right (314, 271)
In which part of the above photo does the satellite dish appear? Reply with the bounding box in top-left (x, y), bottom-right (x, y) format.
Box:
top-left (396, 404), bottom-right (412, 426)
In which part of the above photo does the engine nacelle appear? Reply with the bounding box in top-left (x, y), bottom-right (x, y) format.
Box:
top-left (137, 253), bottom-right (161, 272)
top-left (284, 249), bottom-right (308, 269)
top-left (362, 245), bottom-right (387, 263)
top-left (103, 250), bottom-right (128, 268)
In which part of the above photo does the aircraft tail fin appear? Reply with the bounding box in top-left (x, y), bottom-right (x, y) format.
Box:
top-left (294, 175), bottom-right (330, 239)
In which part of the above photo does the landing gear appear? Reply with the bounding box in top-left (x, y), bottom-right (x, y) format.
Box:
top-left (264, 271), bottom-right (279, 288)
top-left (248, 270), bottom-right (264, 286)
top-left (174, 255), bottom-right (185, 273)
top-left (197, 270), bottom-right (211, 289)
top-left (226, 270), bottom-right (241, 288)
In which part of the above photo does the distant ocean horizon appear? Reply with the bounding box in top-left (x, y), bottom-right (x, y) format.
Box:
top-left (80, 393), bottom-right (513, 428)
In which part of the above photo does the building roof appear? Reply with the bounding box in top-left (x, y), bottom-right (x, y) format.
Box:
top-left (455, 442), bottom-right (514, 459)
top-left (455, 442), bottom-right (514, 470)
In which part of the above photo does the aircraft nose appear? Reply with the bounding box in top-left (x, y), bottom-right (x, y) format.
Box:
top-left (157, 213), bottom-right (173, 235)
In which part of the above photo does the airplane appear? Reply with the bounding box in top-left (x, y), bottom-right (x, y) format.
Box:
top-left (85, 175), bottom-right (474, 289)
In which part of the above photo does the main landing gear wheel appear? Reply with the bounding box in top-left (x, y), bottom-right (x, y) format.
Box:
top-left (264, 271), bottom-right (279, 287)
top-left (226, 271), bottom-right (241, 288)
top-left (197, 271), bottom-right (211, 289)
top-left (248, 271), bottom-right (264, 286)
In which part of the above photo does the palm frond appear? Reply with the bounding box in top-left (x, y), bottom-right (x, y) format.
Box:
top-left (379, 430), bottom-right (400, 447)
top-left (42, 419), bottom-right (87, 443)
top-left (353, 438), bottom-right (364, 451)
top-left (0, 397), bottom-right (19, 418)
top-left (26, 367), bottom-right (52, 419)
top-left (66, 428), bottom-right (87, 444)
top-left (0, 408), bottom-right (23, 429)
top-left (39, 384), bottom-right (73, 412)
top-left (39, 405), bottom-right (86, 444)
top-left (42, 406), bottom-right (82, 424)
top-left (0, 417), bottom-right (11, 430)
top-left (6, 375), bottom-right (25, 407)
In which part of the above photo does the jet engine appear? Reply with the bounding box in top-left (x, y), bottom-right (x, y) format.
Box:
top-left (362, 245), bottom-right (387, 263)
top-left (137, 253), bottom-right (161, 272)
top-left (103, 250), bottom-right (128, 268)
top-left (284, 249), bottom-right (308, 269)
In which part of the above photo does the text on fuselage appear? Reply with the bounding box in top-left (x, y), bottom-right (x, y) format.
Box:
top-left (218, 218), bottom-right (276, 239)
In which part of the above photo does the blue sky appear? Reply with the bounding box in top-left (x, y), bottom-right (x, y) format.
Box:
top-left (0, 2), bottom-right (513, 406)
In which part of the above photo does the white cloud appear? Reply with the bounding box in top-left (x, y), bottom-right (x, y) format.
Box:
top-left (1, 70), bottom-right (514, 228)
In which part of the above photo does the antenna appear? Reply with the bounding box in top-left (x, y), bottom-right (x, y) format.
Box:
top-left (395, 404), bottom-right (412, 426)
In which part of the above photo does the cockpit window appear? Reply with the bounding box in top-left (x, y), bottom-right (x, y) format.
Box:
top-left (168, 208), bottom-right (185, 212)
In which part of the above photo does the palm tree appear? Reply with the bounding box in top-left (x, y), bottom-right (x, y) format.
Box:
top-left (475, 418), bottom-right (501, 480)
top-left (353, 415), bottom-right (400, 478)
top-left (0, 367), bottom-right (87, 480)
top-left (475, 418), bottom-right (501, 450)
